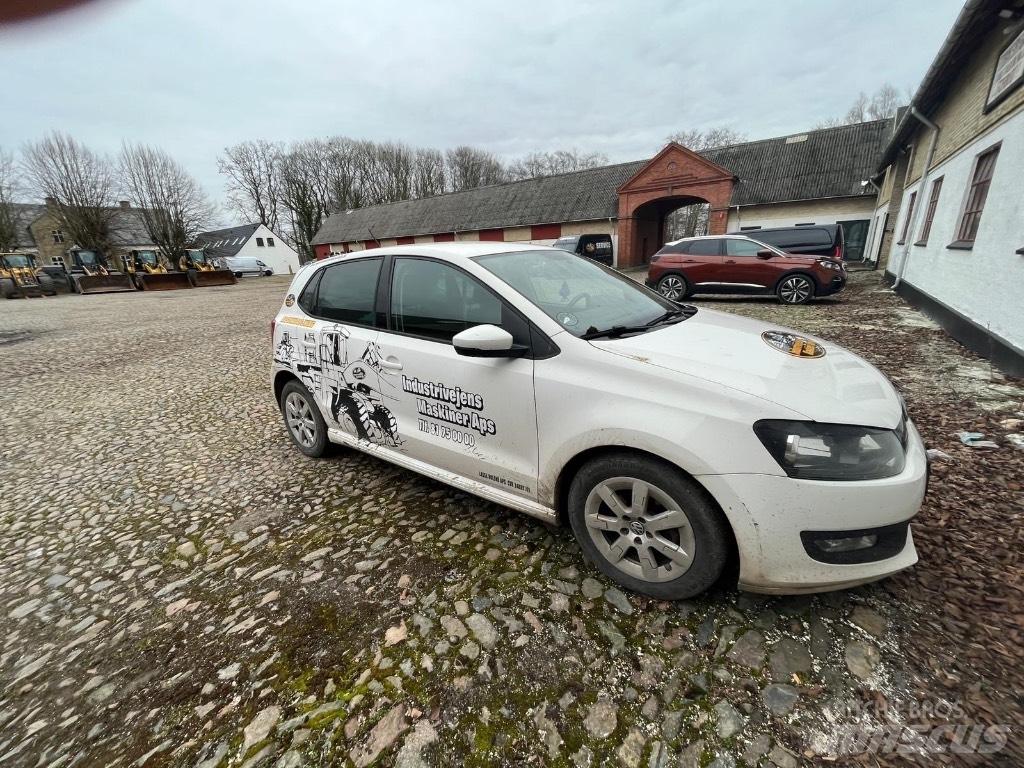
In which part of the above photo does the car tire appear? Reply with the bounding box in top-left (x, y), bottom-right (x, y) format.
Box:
top-left (656, 273), bottom-right (690, 301)
top-left (567, 452), bottom-right (730, 600)
top-left (280, 381), bottom-right (331, 458)
top-left (776, 274), bottom-right (815, 305)
top-left (264, 270), bottom-right (273, 277)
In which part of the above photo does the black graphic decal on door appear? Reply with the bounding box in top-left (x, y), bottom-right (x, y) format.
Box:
top-left (274, 324), bottom-right (401, 446)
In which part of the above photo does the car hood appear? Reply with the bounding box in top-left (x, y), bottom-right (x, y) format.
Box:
top-left (589, 309), bottom-right (902, 428)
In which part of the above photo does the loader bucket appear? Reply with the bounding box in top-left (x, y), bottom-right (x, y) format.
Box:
top-left (188, 269), bottom-right (237, 287)
top-left (136, 272), bottom-right (193, 291)
top-left (72, 273), bottom-right (136, 294)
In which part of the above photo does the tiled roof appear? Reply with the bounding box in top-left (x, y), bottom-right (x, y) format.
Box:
top-left (313, 120), bottom-right (892, 245)
top-left (195, 223), bottom-right (261, 258)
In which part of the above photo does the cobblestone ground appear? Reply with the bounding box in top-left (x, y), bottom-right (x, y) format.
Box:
top-left (1, 273), bottom-right (1021, 768)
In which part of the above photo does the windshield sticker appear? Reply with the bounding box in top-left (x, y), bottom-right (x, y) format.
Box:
top-left (761, 330), bottom-right (826, 358)
top-left (274, 324), bottom-right (402, 446)
top-left (402, 376), bottom-right (496, 436)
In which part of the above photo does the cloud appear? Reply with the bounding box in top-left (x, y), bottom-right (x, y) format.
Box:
top-left (0, 0), bottom-right (964, 216)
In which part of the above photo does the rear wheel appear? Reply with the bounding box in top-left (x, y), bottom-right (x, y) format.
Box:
top-left (657, 274), bottom-right (690, 301)
top-left (0, 278), bottom-right (15, 299)
top-left (280, 381), bottom-right (330, 458)
top-left (777, 274), bottom-right (815, 305)
top-left (567, 452), bottom-right (730, 600)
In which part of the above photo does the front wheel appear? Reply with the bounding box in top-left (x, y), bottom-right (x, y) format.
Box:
top-left (776, 274), bottom-right (815, 305)
top-left (280, 381), bottom-right (330, 458)
top-left (657, 274), bottom-right (689, 301)
top-left (567, 453), bottom-right (730, 600)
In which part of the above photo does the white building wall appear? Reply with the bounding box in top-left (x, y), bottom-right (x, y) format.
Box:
top-left (887, 109), bottom-right (1024, 353)
top-left (864, 203), bottom-right (890, 266)
top-left (233, 225), bottom-right (300, 275)
top-left (726, 197), bottom-right (877, 230)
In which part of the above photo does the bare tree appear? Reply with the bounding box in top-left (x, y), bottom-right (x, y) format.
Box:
top-left (663, 128), bottom-right (746, 240)
top-left (217, 139), bottom-right (283, 231)
top-left (817, 83), bottom-right (904, 128)
top-left (120, 142), bottom-right (213, 266)
top-left (446, 146), bottom-right (505, 191)
top-left (413, 148), bottom-right (446, 197)
top-left (666, 127), bottom-right (746, 151)
top-left (506, 149), bottom-right (608, 181)
top-left (279, 138), bottom-right (338, 263)
top-left (0, 147), bottom-right (20, 252)
top-left (22, 132), bottom-right (119, 259)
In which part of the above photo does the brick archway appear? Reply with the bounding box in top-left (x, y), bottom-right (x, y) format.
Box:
top-left (616, 143), bottom-right (735, 268)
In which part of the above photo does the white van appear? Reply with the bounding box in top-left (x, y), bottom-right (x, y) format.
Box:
top-left (223, 256), bottom-right (273, 277)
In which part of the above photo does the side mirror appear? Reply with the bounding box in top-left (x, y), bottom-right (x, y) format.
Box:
top-left (756, 249), bottom-right (774, 259)
top-left (452, 324), bottom-right (526, 358)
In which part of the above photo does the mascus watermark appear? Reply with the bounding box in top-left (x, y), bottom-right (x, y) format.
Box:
top-left (833, 698), bottom-right (1010, 756)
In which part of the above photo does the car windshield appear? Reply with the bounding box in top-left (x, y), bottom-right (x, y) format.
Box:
top-left (474, 249), bottom-right (688, 338)
top-left (4, 255), bottom-right (31, 268)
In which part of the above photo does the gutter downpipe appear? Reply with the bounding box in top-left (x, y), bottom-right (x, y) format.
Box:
top-left (894, 106), bottom-right (939, 289)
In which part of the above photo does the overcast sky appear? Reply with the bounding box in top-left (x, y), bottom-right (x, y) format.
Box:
top-left (1, 0), bottom-right (963, 223)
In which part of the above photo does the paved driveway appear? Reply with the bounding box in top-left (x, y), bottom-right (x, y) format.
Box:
top-left (1, 272), bottom-right (1021, 767)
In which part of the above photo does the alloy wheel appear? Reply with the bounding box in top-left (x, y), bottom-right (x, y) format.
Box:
top-left (583, 477), bottom-right (696, 583)
top-left (779, 276), bottom-right (812, 304)
top-left (658, 275), bottom-right (685, 301)
top-left (285, 392), bottom-right (318, 448)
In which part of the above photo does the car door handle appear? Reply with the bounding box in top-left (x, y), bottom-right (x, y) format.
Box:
top-left (379, 356), bottom-right (403, 371)
top-left (725, 259), bottom-right (737, 264)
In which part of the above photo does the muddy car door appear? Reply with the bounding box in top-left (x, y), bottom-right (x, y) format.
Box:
top-left (273, 256), bottom-right (394, 442)
top-left (376, 255), bottom-right (539, 501)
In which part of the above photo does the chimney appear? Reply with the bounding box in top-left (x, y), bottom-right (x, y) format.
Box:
top-left (119, 200), bottom-right (131, 209)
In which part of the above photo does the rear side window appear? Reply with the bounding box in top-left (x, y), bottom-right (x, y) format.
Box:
top-left (313, 257), bottom-right (382, 325)
top-left (687, 239), bottom-right (721, 256)
top-left (297, 270), bottom-right (321, 314)
top-left (755, 228), bottom-right (833, 248)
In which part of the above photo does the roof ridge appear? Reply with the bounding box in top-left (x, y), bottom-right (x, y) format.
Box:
top-left (704, 117), bottom-right (896, 153)
top-left (325, 158), bottom-right (648, 216)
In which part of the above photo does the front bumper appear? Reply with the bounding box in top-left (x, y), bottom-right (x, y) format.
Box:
top-left (817, 272), bottom-right (847, 296)
top-left (697, 420), bottom-right (927, 594)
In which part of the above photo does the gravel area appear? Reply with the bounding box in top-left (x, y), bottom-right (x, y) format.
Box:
top-left (0, 272), bottom-right (1021, 767)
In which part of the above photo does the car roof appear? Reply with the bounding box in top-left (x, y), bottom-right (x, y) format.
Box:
top-left (318, 241), bottom-right (557, 266)
top-left (664, 234), bottom-right (759, 246)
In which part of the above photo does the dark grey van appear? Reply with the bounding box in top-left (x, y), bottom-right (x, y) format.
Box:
top-left (729, 224), bottom-right (844, 261)
top-left (551, 234), bottom-right (614, 265)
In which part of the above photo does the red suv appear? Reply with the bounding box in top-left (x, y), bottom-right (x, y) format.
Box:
top-left (646, 235), bottom-right (846, 305)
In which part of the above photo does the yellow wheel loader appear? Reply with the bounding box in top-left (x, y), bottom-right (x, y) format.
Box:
top-left (127, 250), bottom-right (192, 291)
top-left (66, 249), bottom-right (136, 294)
top-left (0, 253), bottom-right (59, 298)
top-left (178, 248), bottom-right (237, 287)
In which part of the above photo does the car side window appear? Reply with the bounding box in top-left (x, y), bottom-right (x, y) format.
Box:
top-left (725, 239), bottom-right (763, 257)
top-left (687, 239), bottom-right (721, 256)
top-left (389, 257), bottom-right (528, 344)
top-left (314, 257), bottom-right (382, 325)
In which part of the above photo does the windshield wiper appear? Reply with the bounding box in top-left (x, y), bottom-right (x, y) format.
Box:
top-left (645, 305), bottom-right (697, 326)
top-left (582, 305), bottom-right (698, 340)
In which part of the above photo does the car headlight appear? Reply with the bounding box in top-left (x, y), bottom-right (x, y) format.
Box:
top-left (816, 259), bottom-right (841, 271)
top-left (753, 420), bottom-right (906, 480)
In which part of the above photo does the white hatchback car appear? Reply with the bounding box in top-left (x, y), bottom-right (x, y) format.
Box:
top-left (272, 243), bottom-right (926, 599)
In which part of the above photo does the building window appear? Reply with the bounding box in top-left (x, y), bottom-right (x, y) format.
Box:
top-left (915, 177), bottom-right (943, 246)
top-left (953, 145), bottom-right (1000, 247)
top-left (256, 237), bottom-right (265, 247)
top-left (51, 229), bottom-right (64, 244)
top-left (898, 191), bottom-right (917, 245)
top-left (987, 27), bottom-right (1024, 110)
top-left (267, 237), bottom-right (275, 247)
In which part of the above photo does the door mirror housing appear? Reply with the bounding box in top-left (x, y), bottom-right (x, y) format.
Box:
top-left (452, 324), bottom-right (527, 358)
top-left (756, 249), bottom-right (774, 259)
